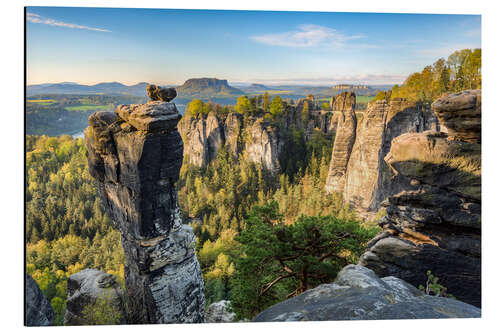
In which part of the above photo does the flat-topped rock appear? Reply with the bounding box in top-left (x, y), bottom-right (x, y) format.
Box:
top-left (253, 265), bottom-right (480, 322)
top-left (116, 101), bottom-right (182, 131)
top-left (431, 90), bottom-right (481, 143)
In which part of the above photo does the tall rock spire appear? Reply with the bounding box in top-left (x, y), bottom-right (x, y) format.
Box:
top-left (325, 92), bottom-right (357, 194)
top-left (84, 87), bottom-right (205, 324)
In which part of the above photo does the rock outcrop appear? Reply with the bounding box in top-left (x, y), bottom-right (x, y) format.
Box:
top-left (244, 118), bottom-right (283, 173)
top-left (146, 84), bottom-right (177, 102)
top-left (205, 300), bottom-right (236, 323)
top-left (64, 269), bottom-right (125, 325)
top-left (326, 97), bottom-right (439, 218)
top-left (325, 92), bottom-right (357, 193)
top-left (359, 90), bottom-right (481, 308)
top-left (179, 112), bottom-right (283, 173)
top-left (253, 265), bottom-right (480, 322)
top-left (431, 89), bottom-right (481, 143)
top-left (25, 274), bottom-right (54, 326)
top-left (84, 93), bottom-right (205, 324)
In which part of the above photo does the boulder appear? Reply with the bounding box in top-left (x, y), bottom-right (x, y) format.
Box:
top-left (253, 265), bottom-right (480, 322)
top-left (205, 300), bottom-right (236, 323)
top-left (146, 84), bottom-right (177, 102)
top-left (64, 269), bottom-right (125, 325)
top-left (84, 93), bottom-right (206, 324)
top-left (25, 274), bottom-right (54, 326)
top-left (431, 90), bottom-right (481, 143)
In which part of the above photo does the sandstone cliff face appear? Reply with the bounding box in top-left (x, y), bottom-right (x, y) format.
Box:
top-left (178, 112), bottom-right (284, 173)
top-left (253, 265), bottom-right (480, 322)
top-left (178, 111), bottom-right (225, 167)
top-left (25, 274), bottom-right (54, 326)
top-left (326, 98), bottom-right (439, 216)
top-left (64, 269), bottom-right (125, 325)
top-left (359, 90), bottom-right (481, 307)
top-left (84, 100), bottom-right (205, 324)
top-left (325, 92), bottom-right (357, 193)
top-left (244, 118), bottom-right (283, 173)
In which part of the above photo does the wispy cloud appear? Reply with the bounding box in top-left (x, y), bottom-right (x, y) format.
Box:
top-left (250, 24), bottom-right (362, 48)
top-left (27, 12), bottom-right (110, 32)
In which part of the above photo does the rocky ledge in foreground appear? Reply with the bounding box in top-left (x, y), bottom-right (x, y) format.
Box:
top-left (359, 90), bottom-right (481, 308)
top-left (64, 269), bottom-right (125, 325)
top-left (25, 274), bottom-right (54, 326)
top-left (84, 92), bottom-right (205, 324)
top-left (253, 265), bottom-right (480, 322)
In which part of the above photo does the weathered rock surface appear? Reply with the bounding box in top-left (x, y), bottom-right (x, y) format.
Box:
top-left (146, 84), bottom-right (177, 102)
top-left (25, 274), bottom-right (54, 326)
top-left (205, 300), bottom-right (236, 323)
top-left (431, 90), bottom-right (481, 143)
top-left (64, 269), bottom-right (125, 325)
top-left (84, 94), bottom-right (205, 324)
top-left (325, 92), bottom-right (357, 193)
top-left (253, 265), bottom-right (480, 322)
top-left (244, 118), bottom-right (283, 173)
top-left (339, 98), bottom-right (438, 216)
top-left (359, 90), bottom-right (481, 308)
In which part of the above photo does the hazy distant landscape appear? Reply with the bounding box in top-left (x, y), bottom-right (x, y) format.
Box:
top-left (26, 79), bottom-right (388, 136)
top-left (25, 6), bottom-right (481, 328)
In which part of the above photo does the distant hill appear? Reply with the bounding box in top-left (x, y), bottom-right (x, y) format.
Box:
top-left (176, 78), bottom-right (244, 98)
top-left (27, 82), bottom-right (149, 97)
top-left (243, 83), bottom-right (270, 93)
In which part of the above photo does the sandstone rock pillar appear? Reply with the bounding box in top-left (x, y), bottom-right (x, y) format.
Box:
top-left (84, 97), bottom-right (205, 324)
top-left (325, 92), bottom-right (357, 193)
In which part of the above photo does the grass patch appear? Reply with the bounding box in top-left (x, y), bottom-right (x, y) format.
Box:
top-left (356, 95), bottom-right (375, 103)
top-left (27, 99), bottom-right (56, 105)
top-left (65, 104), bottom-right (112, 112)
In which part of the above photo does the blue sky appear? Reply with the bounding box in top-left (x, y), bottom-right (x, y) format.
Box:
top-left (26, 7), bottom-right (481, 86)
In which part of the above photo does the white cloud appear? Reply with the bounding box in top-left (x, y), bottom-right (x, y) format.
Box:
top-left (250, 24), bottom-right (362, 48)
top-left (27, 12), bottom-right (110, 32)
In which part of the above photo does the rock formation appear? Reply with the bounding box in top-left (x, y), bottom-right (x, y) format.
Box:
top-left (359, 90), bottom-right (481, 307)
top-left (253, 265), bottom-right (480, 322)
top-left (244, 118), bottom-right (283, 173)
top-left (25, 274), bottom-right (54, 326)
top-left (84, 91), bottom-right (205, 324)
top-left (432, 89), bottom-right (481, 143)
top-left (205, 300), bottom-right (236, 323)
top-left (179, 112), bottom-right (283, 173)
top-left (64, 269), bottom-right (125, 325)
top-left (325, 96), bottom-right (439, 218)
top-left (146, 84), bottom-right (177, 102)
top-left (325, 92), bottom-right (357, 193)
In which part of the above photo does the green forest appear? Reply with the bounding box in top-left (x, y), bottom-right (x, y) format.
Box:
top-left (25, 48), bottom-right (481, 324)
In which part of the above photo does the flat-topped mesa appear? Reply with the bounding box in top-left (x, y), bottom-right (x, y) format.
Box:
top-left (359, 90), bottom-right (481, 308)
top-left (431, 89), bottom-right (481, 143)
top-left (325, 92), bottom-right (357, 193)
top-left (84, 89), bottom-right (205, 324)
